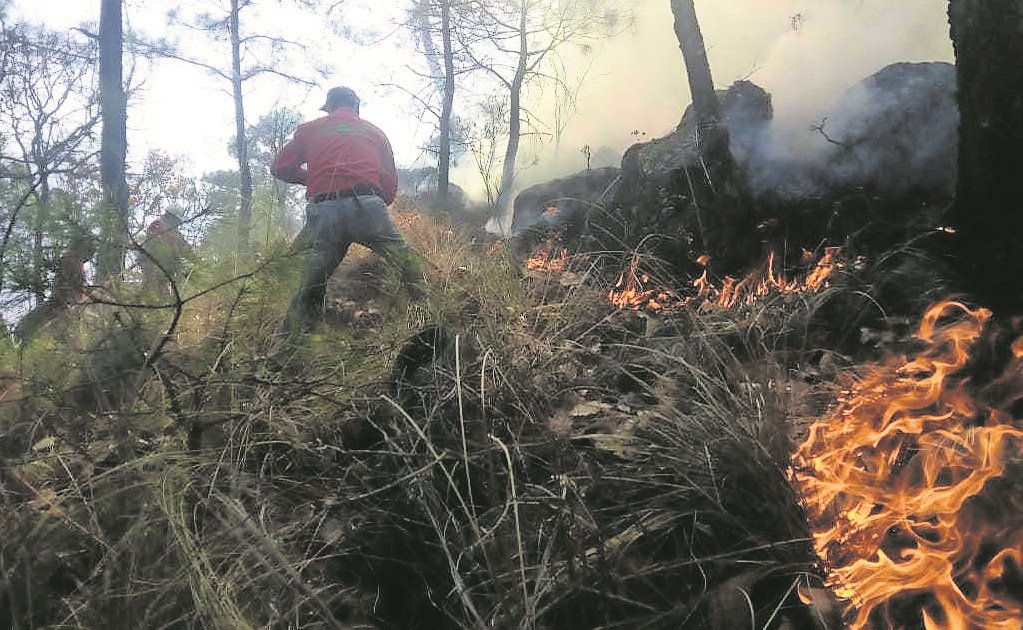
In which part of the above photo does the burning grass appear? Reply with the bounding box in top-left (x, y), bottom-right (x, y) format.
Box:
top-left (604, 248), bottom-right (846, 313)
top-left (793, 300), bottom-right (1023, 628)
top-left (692, 248), bottom-right (844, 310)
top-left (607, 253), bottom-right (680, 312)
top-left (525, 236), bottom-right (569, 274)
top-left (0, 202), bottom-right (970, 629)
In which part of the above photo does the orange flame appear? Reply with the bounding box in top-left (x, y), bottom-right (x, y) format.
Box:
top-left (607, 254), bottom-right (678, 312)
top-left (693, 247), bottom-right (842, 309)
top-left (526, 237), bottom-right (569, 274)
top-left (608, 248), bottom-right (842, 313)
top-left (395, 213), bottom-right (420, 229)
top-left (793, 301), bottom-right (1023, 629)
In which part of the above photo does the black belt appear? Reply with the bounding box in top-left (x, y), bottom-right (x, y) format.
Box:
top-left (311, 186), bottom-right (381, 203)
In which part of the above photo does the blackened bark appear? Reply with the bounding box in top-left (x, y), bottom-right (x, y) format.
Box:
top-left (231, 0), bottom-right (253, 254)
top-left (670, 0), bottom-right (719, 127)
top-left (98, 0), bottom-right (128, 280)
top-left (668, 0), bottom-right (749, 275)
top-left (947, 0), bottom-right (1023, 314)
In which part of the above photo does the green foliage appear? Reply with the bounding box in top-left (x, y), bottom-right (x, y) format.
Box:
top-left (0, 19), bottom-right (100, 306)
top-left (232, 107), bottom-right (303, 175)
top-left (198, 164), bottom-right (302, 259)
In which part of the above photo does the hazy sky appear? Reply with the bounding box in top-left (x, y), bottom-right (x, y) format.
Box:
top-left (524, 0), bottom-right (954, 188)
top-left (11, 0), bottom-right (953, 196)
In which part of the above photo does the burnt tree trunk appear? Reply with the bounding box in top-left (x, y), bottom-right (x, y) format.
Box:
top-left (230, 0), bottom-right (253, 255)
top-left (97, 0), bottom-right (129, 281)
top-left (671, 0), bottom-right (719, 127)
top-left (947, 0), bottom-right (1023, 314)
top-left (669, 0), bottom-right (750, 275)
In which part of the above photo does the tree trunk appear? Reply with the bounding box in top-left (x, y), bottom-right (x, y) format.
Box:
top-left (499, 76), bottom-right (523, 206)
top-left (947, 0), bottom-right (1023, 314)
top-left (669, 0), bottom-right (749, 275)
top-left (413, 0), bottom-right (444, 87)
top-left (29, 128), bottom-right (49, 301)
top-left (670, 0), bottom-right (720, 127)
top-left (32, 175), bottom-right (49, 302)
top-left (437, 0), bottom-right (455, 203)
top-left (97, 0), bottom-right (129, 281)
top-left (231, 0), bottom-right (253, 255)
top-left (491, 3), bottom-right (529, 235)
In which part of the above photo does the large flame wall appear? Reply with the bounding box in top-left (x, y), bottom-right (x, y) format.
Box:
top-left (793, 301), bottom-right (1023, 628)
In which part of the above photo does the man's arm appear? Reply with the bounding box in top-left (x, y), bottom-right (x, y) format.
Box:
top-left (171, 230), bottom-right (194, 257)
top-left (270, 130), bottom-right (308, 185)
top-left (375, 129), bottom-right (398, 204)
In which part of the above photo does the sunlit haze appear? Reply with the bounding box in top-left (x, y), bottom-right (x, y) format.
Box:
top-left (13, 0), bottom-right (952, 196)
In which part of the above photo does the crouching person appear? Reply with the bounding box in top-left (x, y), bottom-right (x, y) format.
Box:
top-left (270, 86), bottom-right (427, 341)
top-left (140, 210), bottom-right (192, 295)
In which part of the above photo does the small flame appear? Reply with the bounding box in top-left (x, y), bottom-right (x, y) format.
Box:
top-left (395, 213), bottom-right (420, 229)
top-left (693, 247), bottom-right (841, 309)
top-left (607, 248), bottom-right (842, 313)
top-left (607, 254), bottom-right (678, 312)
top-left (793, 301), bottom-right (1023, 628)
top-left (526, 237), bottom-right (569, 274)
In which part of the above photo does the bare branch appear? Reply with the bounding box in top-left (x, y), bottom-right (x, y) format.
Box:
top-left (132, 39), bottom-right (233, 81)
top-left (810, 117), bottom-right (858, 150)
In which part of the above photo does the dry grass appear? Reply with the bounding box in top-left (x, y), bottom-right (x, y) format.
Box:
top-left (0, 202), bottom-right (946, 629)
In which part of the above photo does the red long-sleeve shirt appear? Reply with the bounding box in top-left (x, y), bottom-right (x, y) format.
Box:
top-left (270, 109), bottom-right (398, 204)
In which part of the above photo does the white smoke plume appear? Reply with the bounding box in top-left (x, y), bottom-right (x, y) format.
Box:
top-left (461, 0), bottom-right (954, 212)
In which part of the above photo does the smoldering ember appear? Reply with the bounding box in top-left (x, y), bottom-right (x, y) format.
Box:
top-left (0, 2), bottom-right (1020, 630)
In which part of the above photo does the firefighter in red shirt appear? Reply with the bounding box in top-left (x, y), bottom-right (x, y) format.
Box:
top-left (271, 86), bottom-right (426, 339)
top-left (51, 234), bottom-right (93, 307)
top-left (140, 211), bottom-right (192, 294)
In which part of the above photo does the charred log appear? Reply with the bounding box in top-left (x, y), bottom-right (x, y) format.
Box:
top-left (946, 0), bottom-right (1023, 315)
top-left (597, 63), bottom-right (957, 288)
top-left (510, 166), bottom-right (620, 254)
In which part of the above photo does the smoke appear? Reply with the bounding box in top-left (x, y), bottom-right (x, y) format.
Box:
top-left (738, 61), bottom-right (958, 202)
top-left (461, 0), bottom-right (954, 211)
top-left (752, 0), bottom-right (953, 133)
